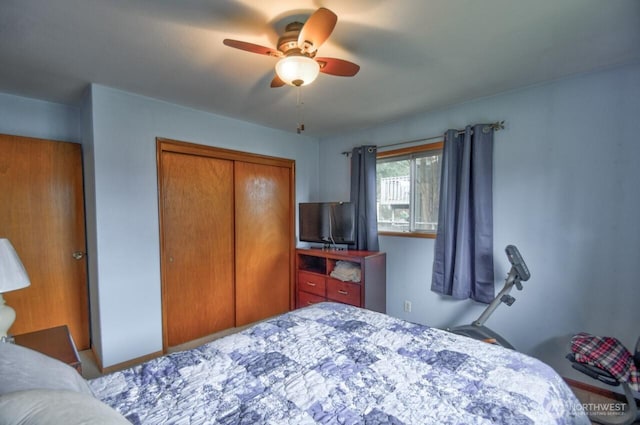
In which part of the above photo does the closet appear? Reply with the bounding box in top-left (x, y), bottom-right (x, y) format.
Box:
top-left (157, 139), bottom-right (294, 349)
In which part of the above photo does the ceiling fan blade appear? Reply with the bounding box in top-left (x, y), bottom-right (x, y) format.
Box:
top-left (316, 57), bottom-right (360, 77)
top-left (223, 39), bottom-right (281, 57)
top-left (297, 8), bottom-right (337, 53)
top-left (270, 74), bottom-right (285, 88)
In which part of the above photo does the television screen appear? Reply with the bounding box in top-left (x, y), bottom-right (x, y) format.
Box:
top-left (299, 202), bottom-right (326, 244)
top-left (327, 202), bottom-right (356, 244)
top-left (299, 202), bottom-right (355, 245)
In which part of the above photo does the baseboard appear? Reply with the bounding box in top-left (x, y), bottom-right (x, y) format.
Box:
top-left (97, 349), bottom-right (163, 375)
top-left (91, 345), bottom-right (102, 371)
top-left (564, 377), bottom-right (640, 406)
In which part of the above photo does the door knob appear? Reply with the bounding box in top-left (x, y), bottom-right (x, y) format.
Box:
top-left (72, 251), bottom-right (86, 260)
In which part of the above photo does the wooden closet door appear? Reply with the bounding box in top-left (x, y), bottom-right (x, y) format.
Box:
top-left (235, 161), bottom-right (292, 326)
top-left (0, 134), bottom-right (89, 349)
top-left (159, 151), bottom-right (235, 347)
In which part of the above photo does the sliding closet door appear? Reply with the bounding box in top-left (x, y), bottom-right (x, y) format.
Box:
top-left (158, 139), bottom-right (294, 349)
top-left (235, 161), bottom-right (292, 326)
top-left (159, 151), bottom-right (235, 347)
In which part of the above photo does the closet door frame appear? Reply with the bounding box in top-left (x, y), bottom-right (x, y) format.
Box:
top-left (156, 138), bottom-right (295, 351)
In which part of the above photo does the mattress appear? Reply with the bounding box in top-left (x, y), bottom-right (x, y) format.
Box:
top-left (90, 302), bottom-right (589, 424)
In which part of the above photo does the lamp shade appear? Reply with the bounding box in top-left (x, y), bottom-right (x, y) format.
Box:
top-left (0, 239), bottom-right (31, 293)
top-left (275, 56), bottom-right (320, 86)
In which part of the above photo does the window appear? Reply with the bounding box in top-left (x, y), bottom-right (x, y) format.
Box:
top-left (376, 142), bottom-right (443, 237)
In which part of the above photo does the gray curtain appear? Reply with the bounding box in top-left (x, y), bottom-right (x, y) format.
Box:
top-left (431, 124), bottom-right (494, 303)
top-left (350, 145), bottom-right (379, 251)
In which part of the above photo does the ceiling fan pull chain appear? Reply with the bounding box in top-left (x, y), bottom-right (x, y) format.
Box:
top-left (296, 86), bottom-right (305, 134)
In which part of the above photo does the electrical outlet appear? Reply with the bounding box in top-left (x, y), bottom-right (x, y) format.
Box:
top-left (403, 300), bottom-right (412, 313)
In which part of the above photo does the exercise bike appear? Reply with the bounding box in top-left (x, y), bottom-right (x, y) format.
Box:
top-left (448, 245), bottom-right (531, 349)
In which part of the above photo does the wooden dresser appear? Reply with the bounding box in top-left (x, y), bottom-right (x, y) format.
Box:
top-left (296, 248), bottom-right (386, 313)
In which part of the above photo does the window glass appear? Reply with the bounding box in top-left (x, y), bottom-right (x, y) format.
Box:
top-left (377, 157), bottom-right (410, 232)
top-left (414, 152), bottom-right (441, 232)
top-left (376, 143), bottom-right (442, 237)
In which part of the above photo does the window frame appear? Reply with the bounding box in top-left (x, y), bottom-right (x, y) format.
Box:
top-left (376, 141), bottom-right (443, 239)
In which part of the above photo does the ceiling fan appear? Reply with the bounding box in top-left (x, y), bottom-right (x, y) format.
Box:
top-left (223, 7), bottom-right (360, 88)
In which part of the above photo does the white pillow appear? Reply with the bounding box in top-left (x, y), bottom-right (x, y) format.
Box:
top-left (0, 341), bottom-right (93, 396)
top-left (0, 389), bottom-right (130, 425)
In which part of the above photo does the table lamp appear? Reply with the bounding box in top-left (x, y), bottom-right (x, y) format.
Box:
top-left (0, 238), bottom-right (31, 340)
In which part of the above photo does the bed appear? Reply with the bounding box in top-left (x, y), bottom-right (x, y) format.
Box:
top-left (84, 302), bottom-right (588, 424)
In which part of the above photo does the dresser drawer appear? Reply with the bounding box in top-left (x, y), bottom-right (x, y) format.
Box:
top-left (295, 248), bottom-right (386, 313)
top-left (297, 290), bottom-right (326, 308)
top-left (327, 278), bottom-right (361, 307)
top-left (297, 271), bottom-right (326, 297)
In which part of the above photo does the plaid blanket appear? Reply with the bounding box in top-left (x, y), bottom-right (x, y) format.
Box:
top-left (571, 332), bottom-right (640, 391)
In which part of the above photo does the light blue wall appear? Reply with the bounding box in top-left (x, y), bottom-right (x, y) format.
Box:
top-left (88, 85), bottom-right (320, 367)
top-left (79, 87), bottom-right (102, 362)
top-left (0, 92), bottom-right (80, 142)
top-left (0, 86), bottom-right (320, 368)
top-left (318, 62), bottom-right (640, 381)
top-left (2, 63), bottom-right (638, 384)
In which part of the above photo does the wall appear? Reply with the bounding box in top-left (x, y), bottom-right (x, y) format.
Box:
top-left (0, 86), bottom-right (320, 368)
top-left (2, 63), bottom-right (638, 383)
top-left (79, 87), bottom-right (102, 362)
top-left (318, 62), bottom-right (640, 382)
top-left (87, 84), bottom-right (319, 367)
top-left (0, 92), bottom-right (80, 142)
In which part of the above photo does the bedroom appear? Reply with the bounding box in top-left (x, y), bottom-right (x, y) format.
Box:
top-left (0, 1), bottom-right (639, 423)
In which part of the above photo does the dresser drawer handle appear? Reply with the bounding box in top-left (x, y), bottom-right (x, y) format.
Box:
top-left (338, 289), bottom-right (348, 295)
top-left (306, 281), bottom-right (316, 287)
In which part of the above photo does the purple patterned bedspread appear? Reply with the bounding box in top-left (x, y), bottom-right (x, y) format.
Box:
top-left (90, 302), bottom-right (589, 424)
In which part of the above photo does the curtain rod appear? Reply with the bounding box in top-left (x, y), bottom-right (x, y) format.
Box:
top-left (342, 120), bottom-right (505, 156)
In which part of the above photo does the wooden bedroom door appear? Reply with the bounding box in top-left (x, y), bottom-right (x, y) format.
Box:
top-left (0, 134), bottom-right (89, 349)
top-left (235, 161), bottom-right (292, 326)
top-left (159, 150), bottom-right (235, 347)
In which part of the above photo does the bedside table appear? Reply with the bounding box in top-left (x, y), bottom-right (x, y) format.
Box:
top-left (13, 325), bottom-right (82, 374)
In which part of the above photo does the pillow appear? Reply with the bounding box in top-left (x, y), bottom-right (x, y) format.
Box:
top-left (0, 389), bottom-right (130, 425)
top-left (0, 341), bottom-right (93, 396)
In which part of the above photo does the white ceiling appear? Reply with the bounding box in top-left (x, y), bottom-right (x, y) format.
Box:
top-left (1, 0), bottom-right (639, 136)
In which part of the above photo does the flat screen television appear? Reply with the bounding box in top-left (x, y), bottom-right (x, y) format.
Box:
top-left (299, 202), bottom-right (356, 245)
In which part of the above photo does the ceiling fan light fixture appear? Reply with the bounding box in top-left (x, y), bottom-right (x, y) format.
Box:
top-left (275, 56), bottom-right (320, 87)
